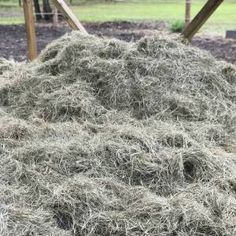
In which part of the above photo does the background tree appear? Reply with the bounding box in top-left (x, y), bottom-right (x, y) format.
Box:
top-left (33, 0), bottom-right (42, 21)
top-left (33, 0), bottom-right (52, 22)
top-left (43, 0), bottom-right (52, 21)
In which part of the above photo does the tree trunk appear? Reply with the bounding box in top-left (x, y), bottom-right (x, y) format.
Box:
top-left (43, 0), bottom-right (52, 21)
top-left (33, 0), bottom-right (42, 21)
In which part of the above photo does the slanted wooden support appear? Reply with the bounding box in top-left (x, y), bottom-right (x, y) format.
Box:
top-left (22, 0), bottom-right (37, 61)
top-left (182, 0), bottom-right (224, 41)
top-left (52, 0), bottom-right (88, 34)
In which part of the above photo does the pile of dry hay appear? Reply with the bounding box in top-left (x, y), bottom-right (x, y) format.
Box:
top-left (0, 32), bottom-right (236, 236)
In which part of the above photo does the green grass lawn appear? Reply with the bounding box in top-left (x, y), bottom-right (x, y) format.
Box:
top-left (0, 0), bottom-right (235, 34)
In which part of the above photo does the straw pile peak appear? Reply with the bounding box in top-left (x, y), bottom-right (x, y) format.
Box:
top-left (0, 32), bottom-right (235, 236)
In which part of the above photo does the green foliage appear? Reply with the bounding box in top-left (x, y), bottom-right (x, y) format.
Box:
top-left (170, 20), bottom-right (185, 33)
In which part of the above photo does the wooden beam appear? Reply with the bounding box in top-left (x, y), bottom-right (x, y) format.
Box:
top-left (182, 0), bottom-right (224, 41)
top-left (226, 30), bottom-right (236, 39)
top-left (52, 0), bottom-right (88, 34)
top-left (22, 0), bottom-right (37, 61)
top-left (185, 0), bottom-right (191, 25)
top-left (53, 7), bottom-right (59, 28)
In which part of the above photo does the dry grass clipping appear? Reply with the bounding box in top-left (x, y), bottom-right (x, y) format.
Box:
top-left (0, 32), bottom-right (235, 236)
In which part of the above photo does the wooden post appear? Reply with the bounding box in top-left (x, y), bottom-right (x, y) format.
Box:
top-left (53, 7), bottom-right (59, 28)
top-left (182, 0), bottom-right (224, 41)
top-left (22, 0), bottom-right (37, 61)
top-left (52, 0), bottom-right (88, 34)
top-left (185, 0), bottom-right (191, 25)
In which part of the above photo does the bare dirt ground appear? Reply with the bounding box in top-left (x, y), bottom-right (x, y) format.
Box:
top-left (0, 21), bottom-right (236, 64)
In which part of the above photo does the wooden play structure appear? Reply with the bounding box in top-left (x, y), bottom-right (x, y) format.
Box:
top-left (182, 0), bottom-right (224, 40)
top-left (22, 0), bottom-right (224, 61)
top-left (22, 0), bottom-right (88, 60)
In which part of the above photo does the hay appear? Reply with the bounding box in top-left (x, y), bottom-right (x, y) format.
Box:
top-left (0, 32), bottom-right (235, 236)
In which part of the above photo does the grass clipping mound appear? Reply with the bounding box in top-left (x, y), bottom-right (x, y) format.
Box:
top-left (0, 32), bottom-right (236, 236)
